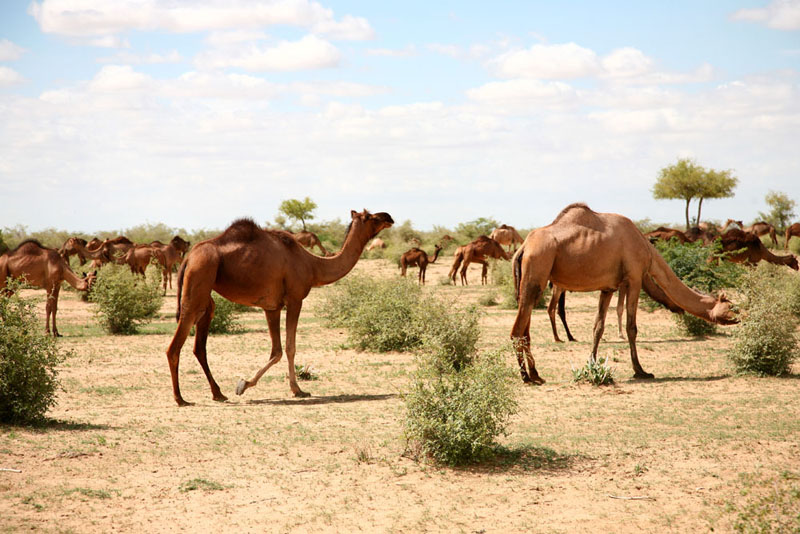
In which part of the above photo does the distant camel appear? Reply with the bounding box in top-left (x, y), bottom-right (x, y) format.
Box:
top-left (61, 237), bottom-right (110, 267)
top-left (150, 236), bottom-right (192, 293)
top-left (293, 231), bottom-right (330, 257)
top-left (718, 229), bottom-right (798, 270)
top-left (742, 221), bottom-right (778, 247)
top-left (165, 209), bottom-right (393, 406)
top-left (448, 236), bottom-right (511, 285)
top-left (366, 238), bottom-right (386, 252)
top-left (721, 219), bottom-right (743, 233)
top-left (490, 224), bottom-right (525, 252)
top-left (59, 237), bottom-right (88, 265)
top-left (120, 244), bottom-right (158, 276)
top-left (400, 244), bottom-right (442, 285)
top-left (685, 226), bottom-right (716, 245)
top-left (90, 236), bottom-right (135, 269)
top-left (785, 223), bottom-right (800, 251)
top-left (643, 227), bottom-right (689, 244)
top-left (1, 240), bottom-right (96, 336)
top-left (511, 203), bottom-right (737, 384)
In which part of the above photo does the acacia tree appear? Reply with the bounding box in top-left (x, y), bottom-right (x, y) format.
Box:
top-left (758, 191), bottom-right (796, 232)
top-left (278, 197), bottom-right (317, 231)
top-left (652, 158), bottom-right (737, 229)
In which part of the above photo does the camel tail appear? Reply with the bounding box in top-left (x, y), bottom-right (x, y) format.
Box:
top-left (175, 259), bottom-right (187, 322)
top-left (513, 245), bottom-right (524, 303)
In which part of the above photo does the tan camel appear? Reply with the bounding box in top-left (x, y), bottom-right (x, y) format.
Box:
top-left (742, 221), bottom-right (778, 247)
top-left (785, 223), bottom-right (800, 251)
top-left (150, 236), bottom-right (192, 292)
top-left (721, 219), bottom-right (743, 233)
top-left (400, 244), bottom-right (442, 285)
top-left (718, 229), bottom-right (798, 270)
top-left (365, 238), bottom-right (386, 252)
top-left (448, 236), bottom-right (511, 285)
top-left (511, 203), bottom-right (737, 384)
top-left (1, 240), bottom-right (96, 336)
top-left (165, 209), bottom-right (393, 406)
top-left (643, 227), bottom-right (689, 244)
top-left (293, 231), bottom-right (330, 257)
top-left (490, 224), bottom-right (525, 252)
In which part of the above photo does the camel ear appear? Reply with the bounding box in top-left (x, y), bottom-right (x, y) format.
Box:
top-left (717, 290), bottom-right (727, 301)
top-left (350, 210), bottom-right (358, 219)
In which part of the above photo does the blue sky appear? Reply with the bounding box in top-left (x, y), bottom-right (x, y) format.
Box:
top-left (1, 0), bottom-right (799, 233)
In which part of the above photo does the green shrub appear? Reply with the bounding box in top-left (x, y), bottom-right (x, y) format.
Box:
top-left (0, 279), bottom-right (64, 423)
top-left (404, 346), bottom-right (518, 466)
top-left (674, 313), bottom-right (718, 337)
top-left (728, 264), bottom-right (799, 376)
top-left (571, 356), bottom-right (615, 386)
top-left (208, 292), bottom-right (244, 334)
top-left (89, 263), bottom-right (163, 334)
top-left (417, 299), bottom-right (481, 373)
top-left (490, 259), bottom-right (548, 309)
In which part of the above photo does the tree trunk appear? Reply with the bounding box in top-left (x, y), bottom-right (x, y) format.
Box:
top-left (696, 197), bottom-right (704, 228)
top-left (684, 198), bottom-right (691, 230)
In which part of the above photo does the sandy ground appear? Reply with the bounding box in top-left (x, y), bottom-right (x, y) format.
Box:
top-left (2, 257), bottom-right (799, 533)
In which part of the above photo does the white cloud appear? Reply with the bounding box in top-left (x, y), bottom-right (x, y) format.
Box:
top-left (367, 45), bottom-right (417, 57)
top-left (206, 30), bottom-right (269, 47)
top-left (466, 79), bottom-right (578, 110)
top-left (0, 66), bottom-right (26, 86)
top-left (98, 50), bottom-right (183, 65)
top-left (427, 43), bottom-right (462, 58)
top-left (87, 35), bottom-right (130, 48)
top-left (195, 34), bottom-right (340, 71)
top-left (28, 0), bottom-right (374, 40)
top-left (491, 42), bottom-right (600, 79)
top-left (601, 48), bottom-right (654, 79)
top-left (0, 39), bottom-right (26, 61)
top-left (731, 0), bottom-right (800, 30)
top-left (87, 65), bottom-right (153, 92)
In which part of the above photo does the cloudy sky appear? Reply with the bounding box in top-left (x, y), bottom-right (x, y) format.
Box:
top-left (1, 1), bottom-right (799, 233)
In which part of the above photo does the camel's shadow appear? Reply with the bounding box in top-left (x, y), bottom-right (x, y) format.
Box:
top-left (631, 374), bottom-right (731, 384)
top-left (242, 393), bottom-right (396, 406)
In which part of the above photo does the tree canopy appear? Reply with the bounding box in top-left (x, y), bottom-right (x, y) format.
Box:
top-left (758, 191), bottom-right (796, 231)
top-left (278, 197), bottom-right (318, 231)
top-left (652, 158), bottom-right (737, 229)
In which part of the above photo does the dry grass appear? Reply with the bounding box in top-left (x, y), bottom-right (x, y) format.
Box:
top-left (1, 258), bottom-right (798, 533)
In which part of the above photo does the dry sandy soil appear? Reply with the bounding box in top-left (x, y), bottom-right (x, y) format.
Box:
top-left (2, 257), bottom-right (799, 533)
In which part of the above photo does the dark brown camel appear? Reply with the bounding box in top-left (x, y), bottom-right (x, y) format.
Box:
top-left (643, 227), bottom-right (689, 244)
top-left (59, 237), bottom-right (88, 265)
top-left (719, 229), bottom-right (798, 270)
top-left (400, 244), bottom-right (442, 285)
top-left (293, 231), bottom-right (330, 257)
top-left (165, 209), bottom-right (393, 406)
top-left (61, 237), bottom-right (111, 267)
top-left (120, 244), bottom-right (158, 276)
top-left (685, 226), bottom-right (716, 245)
top-left (150, 236), bottom-right (192, 293)
top-left (1, 240), bottom-right (96, 336)
top-left (448, 236), bottom-right (511, 285)
top-left (511, 203), bottom-right (737, 384)
top-left (785, 223), bottom-right (800, 251)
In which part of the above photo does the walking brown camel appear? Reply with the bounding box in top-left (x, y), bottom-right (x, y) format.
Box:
top-left (643, 227), bottom-right (689, 244)
top-left (785, 223), bottom-right (800, 251)
top-left (150, 236), bottom-right (192, 292)
top-left (742, 221), bottom-right (778, 247)
top-left (448, 236), bottom-right (511, 285)
top-left (490, 224), bottom-right (525, 252)
top-left (165, 209), bottom-right (393, 406)
top-left (718, 229), bottom-right (798, 270)
top-left (293, 231), bottom-right (330, 257)
top-left (1, 240), bottom-right (96, 336)
top-left (400, 244), bottom-right (442, 285)
top-left (511, 203), bottom-right (737, 384)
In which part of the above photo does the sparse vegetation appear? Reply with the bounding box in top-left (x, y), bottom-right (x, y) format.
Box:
top-left (208, 292), bottom-right (244, 334)
top-left (88, 263), bottom-right (163, 334)
top-left (571, 356), bottom-right (615, 386)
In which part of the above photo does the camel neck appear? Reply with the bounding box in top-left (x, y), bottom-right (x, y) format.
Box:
top-left (310, 224), bottom-right (371, 286)
top-left (62, 266), bottom-right (88, 291)
top-left (648, 252), bottom-right (718, 321)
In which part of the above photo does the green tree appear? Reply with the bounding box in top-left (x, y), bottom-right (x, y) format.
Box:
top-left (278, 197), bottom-right (318, 231)
top-left (455, 217), bottom-right (500, 240)
top-left (652, 158), bottom-right (737, 229)
top-left (758, 191), bottom-right (796, 232)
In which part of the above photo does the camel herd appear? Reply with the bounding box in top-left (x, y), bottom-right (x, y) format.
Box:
top-left (2, 205), bottom-right (799, 405)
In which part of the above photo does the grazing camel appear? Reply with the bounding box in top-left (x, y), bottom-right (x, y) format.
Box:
top-left (685, 226), bottom-right (716, 245)
top-left (490, 224), bottom-right (525, 252)
top-left (1, 240), bottom-right (96, 336)
top-left (365, 238), bottom-right (386, 252)
top-left (61, 237), bottom-right (110, 267)
top-left (448, 236), bottom-right (511, 285)
top-left (511, 203), bottom-right (737, 384)
top-left (400, 244), bottom-right (442, 285)
top-left (293, 231), bottom-right (330, 257)
top-left (785, 223), bottom-right (800, 251)
top-left (742, 221), bottom-right (778, 247)
top-left (165, 209), bottom-right (394, 406)
top-left (59, 237), bottom-right (88, 265)
top-left (120, 244), bottom-right (158, 276)
top-left (718, 229), bottom-right (798, 270)
top-left (643, 227), bottom-right (689, 244)
top-left (150, 236), bottom-right (192, 292)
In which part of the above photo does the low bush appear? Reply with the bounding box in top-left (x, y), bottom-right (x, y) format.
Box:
top-left (571, 356), bottom-right (615, 386)
top-left (0, 279), bottom-right (64, 423)
top-left (404, 346), bottom-right (518, 466)
top-left (208, 292), bottom-right (244, 334)
top-left (728, 263), bottom-right (799, 376)
top-left (89, 263), bottom-right (163, 334)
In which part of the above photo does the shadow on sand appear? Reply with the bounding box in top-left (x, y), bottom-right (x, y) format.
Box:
top-left (242, 393), bottom-right (396, 406)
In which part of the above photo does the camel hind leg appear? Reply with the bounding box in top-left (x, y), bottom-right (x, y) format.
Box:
top-left (624, 282), bottom-right (652, 379)
top-left (555, 288), bottom-right (576, 342)
top-left (192, 296), bottom-right (227, 402)
top-left (547, 286), bottom-right (564, 343)
top-left (589, 290), bottom-right (614, 362)
top-left (45, 285), bottom-right (61, 337)
top-left (237, 308), bottom-right (283, 396)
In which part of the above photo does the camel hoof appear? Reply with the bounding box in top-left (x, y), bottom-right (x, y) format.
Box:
top-left (235, 379), bottom-right (247, 396)
top-left (176, 399), bottom-right (194, 407)
top-left (634, 372), bottom-right (655, 380)
top-left (213, 394), bottom-right (228, 402)
top-left (529, 375), bottom-right (545, 385)
top-left (293, 390), bottom-right (310, 398)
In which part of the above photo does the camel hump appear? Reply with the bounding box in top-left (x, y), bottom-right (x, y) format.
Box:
top-left (552, 202), bottom-right (592, 223)
top-left (11, 239), bottom-right (48, 254)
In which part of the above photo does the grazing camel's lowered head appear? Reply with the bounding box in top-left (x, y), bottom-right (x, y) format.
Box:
top-left (490, 225), bottom-right (525, 252)
top-left (719, 228), bottom-right (798, 270)
top-left (709, 291), bottom-right (738, 325)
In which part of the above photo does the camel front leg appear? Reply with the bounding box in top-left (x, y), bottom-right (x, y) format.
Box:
top-left (589, 290), bottom-right (614, 362)
top-left (547, 286), bottom-right (564, 343)
top-left (236, 309), bottom-right (283, 396)
top-left (166, 315), bottom-right (197, 406)
top-left (46, 286), bottom-right (61, 337)
top-left (193, 296), bottom-right (227, 402)
top-left (625, 283), bottom-right (652, 379)
top-left (284, 300), bottom-right (309, 397)
top-left (616, 284), bottom-right (627, 339)
top-left (511, 284), bottom-right (545, 384)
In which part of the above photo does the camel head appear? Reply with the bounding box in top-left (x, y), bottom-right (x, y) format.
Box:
top-left (170, 236), bottom-right (191, 254)
top-left (350, 209), bottom-right (394, 238)
top-left (710, 291), bottom-right (738, 325)
top-left (787, 254), bottom-right (799, 271)
top-left (82, 270), bottom-right (98, 292)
